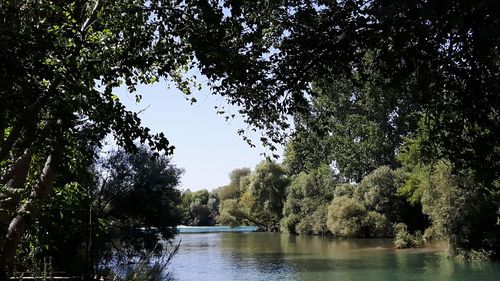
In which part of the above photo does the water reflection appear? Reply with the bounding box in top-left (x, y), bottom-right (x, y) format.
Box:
top-left (170, 232), bottom-right (500, 281)
top-left (220, 233), bottom-right (297, 280)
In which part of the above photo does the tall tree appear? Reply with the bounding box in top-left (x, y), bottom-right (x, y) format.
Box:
top-left (285, 70), bottom-right (418, 182)
top-left (215, 168), bottom-right (251, 201)
top-left (241, 161), bottom-right (289, 231)
top-left (95, 146), bottom-right (183, 261)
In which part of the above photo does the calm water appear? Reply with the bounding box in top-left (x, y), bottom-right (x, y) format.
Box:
top-left (170, 230), bottom-right (500, 281)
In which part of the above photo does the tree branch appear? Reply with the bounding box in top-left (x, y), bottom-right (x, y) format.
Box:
top-left (81, 0), bottom-right (102, 34)
top-left (1, 147), bottom-right (34, 185)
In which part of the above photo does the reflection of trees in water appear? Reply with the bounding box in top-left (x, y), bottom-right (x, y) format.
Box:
top-left (282, 235), bottom-right (395, 259)
top-left (218, 233), bottom-right (400, 279)
top-left (285, 237), bottom-right (397, 280)
top-left (219, 233), bottom-right (298, 279)
top-left (219, 233), bottom-right (428, 281)
top-left (420, 252), bottom-right (500, 281)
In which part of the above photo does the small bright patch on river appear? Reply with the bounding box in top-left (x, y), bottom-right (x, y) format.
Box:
top-left (177, 225), bottom-right (258, 233)
top-left (170, 229), bottom-right (500, 281)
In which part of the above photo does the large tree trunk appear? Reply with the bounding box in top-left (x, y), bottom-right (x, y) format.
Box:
top-left (0, 148), bottom-right (33, 186)
top-left (0, 148), bottom-right (34, 228)
top-left (0, 146), bottom-right (62, 278)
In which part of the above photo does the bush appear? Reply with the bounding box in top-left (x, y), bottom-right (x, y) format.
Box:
top-left (103, 243), bottom-right (180, 281)
top-left (280, 213), bottom-right (301, 233)
top-left (363, 212), bottom-right (392, 238)
top-left (358, 167), bottom-right (399, 216)
top-left (422, 225), bottom-right (441, 243)
top-left (311, 205), bottom-right (329, 235)
top-left (217, 199), bottom-right (240, 227)
top-left (327, 197), bottom-right (367, 237)
top-left (394, 223), bottom-right (422, 249)
top-left (280, 166), bottom-right (336, 236)
top-left (420, 162), bottom-right (498, 258)
top-left (295, 219), bottom-right (314, 235)
top-left (453, 249), bottom-right (493, 262)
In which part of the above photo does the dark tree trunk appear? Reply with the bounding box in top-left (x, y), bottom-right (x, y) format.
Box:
top-left (0, 146), bottom-right (62, 278)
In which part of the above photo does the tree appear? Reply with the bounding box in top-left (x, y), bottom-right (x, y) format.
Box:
top-left (281, 165), bottom-right (336, 235)
top-left (95, 146), bottom-right (183, 261)
top-left (13, 141), bottom-right (98, 276)
top-left (178, 0), bottom-right (499, 255)
top-left (17, 183), bottom-right (93, 275)
top-left (180, 189), bottom-right (218, 226)
top-left (240, 161), bottom-right (289, 231)
top-left (10, 145), bottom-right (183, 276)
top-left (217, 199), bottom-right (248, 227)
top-left (285, 70), bottom-right (417, 182)
top-left (215, 168), bottom-right (252, 227)
top-left (327, 196), bottom-right (368, 238)
top-left (419, 162), bottom-right (499, 259)
top-left (357, 166), bottom-right (426, 231)
top-left (215, 168), bottom-right (251, 201)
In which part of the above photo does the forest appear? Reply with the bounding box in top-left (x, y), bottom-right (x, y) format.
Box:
top-left (1, 0), bottom-right (499, 279)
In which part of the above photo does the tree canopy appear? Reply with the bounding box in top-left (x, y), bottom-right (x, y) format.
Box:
top-left (180, 0), bottom-right (499, 183)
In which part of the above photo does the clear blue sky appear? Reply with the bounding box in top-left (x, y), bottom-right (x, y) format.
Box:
top-left (116, 81), bottom-right (282, 191)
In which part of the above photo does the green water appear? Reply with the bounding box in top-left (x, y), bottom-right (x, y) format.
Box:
top-left (170, 232), bottom-right (500, 281)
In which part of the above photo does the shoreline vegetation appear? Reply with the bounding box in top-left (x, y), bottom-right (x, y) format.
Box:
top-left (180, 161), bottom-right (498, 262)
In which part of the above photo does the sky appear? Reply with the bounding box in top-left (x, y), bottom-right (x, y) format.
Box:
top-left (115, 81), bottom-right (283, 191)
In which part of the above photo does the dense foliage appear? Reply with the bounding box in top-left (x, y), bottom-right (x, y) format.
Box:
top-left (94, 147), bottom-right (183, 260)
top-left (11, 147), bottom-right (183, 277)
top-left (180, 189), bottom-right (218, 226)
top-left (281, 165), bottom-right (335, 235)
top-left (214, 155), bottom-right (497, 259)
top-left (182, 0), bottom-right (499, 257)
top-left (213, 162), bottom-right (422, 239)
top-left (182, 0), bottom-right (499, 184)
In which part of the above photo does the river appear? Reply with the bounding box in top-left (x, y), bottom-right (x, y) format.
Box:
top-left (169, 229), bottom-right (500, 281)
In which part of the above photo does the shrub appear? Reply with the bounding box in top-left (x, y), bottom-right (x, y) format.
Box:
top-left (311, 205), bottom-right (329, 235)
top-left (327, 197), bottom-right (367, 237)
top-left (394, 223), bottom-right (422, 249)
top-left (363, 212), bottom-right (392, 238)
top-left (295, 219), bottom-right (314, 235)
top-left (422, 225), bottom-right (441, 243)
top-left (280, 214), bottom-right (301, 233)
top-left (420, 162), bottom-right (498, 258)
top-left (217, 199), bottom-right (240, 227)
top-left (453, 249), bottom-right (493, 262)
